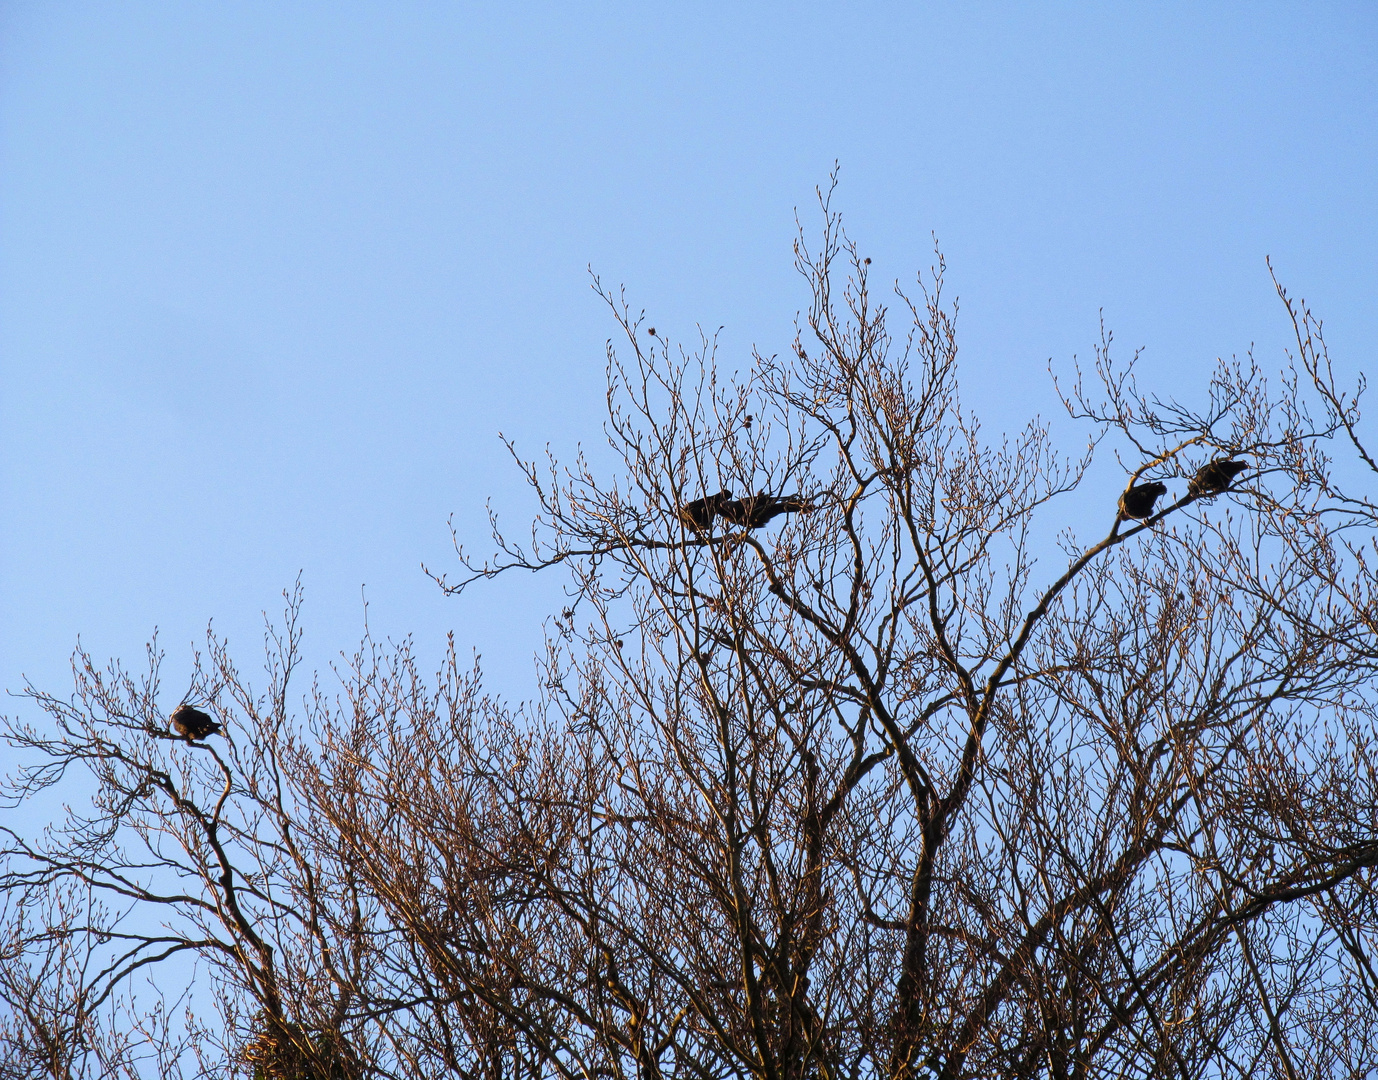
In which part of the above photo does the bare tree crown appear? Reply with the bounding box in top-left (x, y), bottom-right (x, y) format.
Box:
top-left (4, 189), bottom-right (1377, 1080)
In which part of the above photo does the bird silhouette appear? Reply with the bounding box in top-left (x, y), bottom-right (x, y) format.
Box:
top-left (1188, 458), bottom-right (1248, 497)
top-left (677, 490), bottom-right (733, 530)
top-left (1118, 481), bottom-right (1168, 520)
top-left (171, 704), bottom-right (221, 741)
top-left (719, 492), bottom-right (812, 529)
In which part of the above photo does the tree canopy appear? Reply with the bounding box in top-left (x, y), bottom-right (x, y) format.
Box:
top-left (5, 195), bottom-right (1378, 1080)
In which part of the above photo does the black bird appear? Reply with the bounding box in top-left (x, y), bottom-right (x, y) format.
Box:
top-left (171, 704), bottom-right (221, 742)
top-left (677, 490), bottom-right (733, 530)
top-left (1188, 458), bottom-right (1248, 497)
top-left (719, 492), bottom-right (812, 529)
top-left (1118, 481), bottom-right (1168, 520)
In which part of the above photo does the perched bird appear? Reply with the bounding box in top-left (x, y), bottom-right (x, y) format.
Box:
top-left (171, 704), bottom-right (221, 742)
top-left (677, 490), bottom-right (733, 530)
top-left (1118, 481), bottom-right (1168, 520)
top-left (719, 492), bottom-right (812, 529)
top-left (1188, 458), bottom-right (1248, 497)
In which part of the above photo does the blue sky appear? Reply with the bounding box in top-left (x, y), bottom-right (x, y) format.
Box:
top-left (2, 3), bottom-right (1375, 709)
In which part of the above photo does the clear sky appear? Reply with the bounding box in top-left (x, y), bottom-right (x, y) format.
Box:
top-left (2, 3), bottom-right (1376, 710)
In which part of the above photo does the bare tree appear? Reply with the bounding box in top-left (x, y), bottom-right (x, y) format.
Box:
top-left (1, 606), bottom-right (373, 1079)
top-left (4, 187), bottom-right (1377, 1079)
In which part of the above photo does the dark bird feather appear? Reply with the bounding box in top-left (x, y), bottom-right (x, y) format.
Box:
top-left (719, 492), bottom-right (812, 529)
top-left (1118, 481), bottom-right (1168, 520)
top-left (1188, 458), bottom-right (1248, 497)
top-left (677, 490), bottom-right (733, 530)
top-left (171, 704), bottom-right (221, 741)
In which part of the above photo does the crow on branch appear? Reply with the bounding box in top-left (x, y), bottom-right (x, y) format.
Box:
top-left (171, 704), bottom-right (221, 742)
top-left (1188, 458), bottom-right (1248, 497)
top-left (1118, 481), bottom-right (1168, 520)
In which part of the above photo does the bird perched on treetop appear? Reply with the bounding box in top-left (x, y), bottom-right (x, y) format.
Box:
top-left (171, 704), bottom-right (221, 742)
top-left (719, 493), bottom-right (813, 529)
top-left (1188, 458), bottom-right (1248, 497)
top-left (677, 490), bottom-right (733, 530)
top-left (1118, 481), bottom-right (1168, 520)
